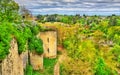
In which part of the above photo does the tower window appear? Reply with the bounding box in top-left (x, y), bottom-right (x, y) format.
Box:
top-left (47, 48), bottom-right (49, 53)
top-left (23, 16), bottom-right (25, 19)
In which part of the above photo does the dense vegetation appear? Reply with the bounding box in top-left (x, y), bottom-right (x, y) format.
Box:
top-left (39, 14), bottom-right (120, 75)
top-left (1, 0), bottom-right (120, 75)
top-left (0, 0), bottom-right (43, 59)
top-left (37, 14), bottom-right (120, 25)
top-left (0, 1), bottom-right (56, 75)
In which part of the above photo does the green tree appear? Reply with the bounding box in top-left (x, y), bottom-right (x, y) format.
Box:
top-left (0, 0), bottom-right (19, 22)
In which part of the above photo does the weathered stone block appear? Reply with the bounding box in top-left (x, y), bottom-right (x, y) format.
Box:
top-left (30, 52), bottom-right (43, 70)
top-left (1, 38), bottom-right (24, 75)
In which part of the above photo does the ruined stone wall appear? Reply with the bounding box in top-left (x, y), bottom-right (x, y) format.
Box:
top-left (0, 31), bottom-right (57, 75)
top-left (30, 52), bottom-right (43, 70)
top-left (0, 38), bottom-right (44, 75)
top-left (20, 42), bottom-right (29, 69)
top-left (1, 38), bottom-right (24, 75)
top-left (20, 50), bottom-right (28, 69)
top-left (38, 31), bottom-right (57, 58)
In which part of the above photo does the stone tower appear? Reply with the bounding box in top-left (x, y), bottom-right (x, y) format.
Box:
top-left (38, 31), bottom-right (57, 58)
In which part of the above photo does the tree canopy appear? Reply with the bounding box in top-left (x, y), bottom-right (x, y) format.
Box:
top-left (0, 0), bottom-right (20, 22)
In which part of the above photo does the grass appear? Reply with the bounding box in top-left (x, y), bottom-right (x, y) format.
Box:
top-left (25, 58), bottom-right (57, 75)
top-left (39, 58), bottom-right (57, 75)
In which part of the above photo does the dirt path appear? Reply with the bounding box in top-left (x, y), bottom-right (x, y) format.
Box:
top-left (54, 49), bottom-right (68, 75)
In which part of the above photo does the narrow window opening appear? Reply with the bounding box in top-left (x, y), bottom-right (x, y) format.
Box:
top-left (47, 48), bottom-right (49, 53)
top-left (23, 16), bottom-right (25, 19)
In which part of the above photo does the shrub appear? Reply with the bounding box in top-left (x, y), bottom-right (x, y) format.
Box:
top-left (28, 36), bottom-right (43, 54)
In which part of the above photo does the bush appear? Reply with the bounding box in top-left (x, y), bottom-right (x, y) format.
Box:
top-left (28, 36), bottom-right (43, 54)
top-left (30, 26), bottom-right (41, 35)
top-left (0, 22), bottom-right (12, 59)
top-left (95, 57), bottom-right (111, 75)
top-left (94, 57), bottom-right (118, 75)
top-left (63, 39), bottom-right (71, 49)
top-left (111, 44), bottom-right (120, 62)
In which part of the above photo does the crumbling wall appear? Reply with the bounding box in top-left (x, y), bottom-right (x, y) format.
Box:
top-left (0, 31), bottom-right (57, 75)
top-left (30, 52), bottom-right (43, 70)
top-left (20, 42), bottom-right (28, 69)
top-left (38, 31), bottom-right (57, 58)
top-left (0, 38), bottom-right (44, 75)
top-left (1, 38), bottom-right (24, 75)
top-left (20, 50), bottom-right (28, 69)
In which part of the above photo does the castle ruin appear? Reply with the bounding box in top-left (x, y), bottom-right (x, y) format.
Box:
top-left (38, 31), bottom-right (57, 58)
top-left (0, 31), bottom-right (57, 75)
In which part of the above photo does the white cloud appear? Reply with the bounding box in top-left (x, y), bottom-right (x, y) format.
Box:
top-left (14, 0), bottom-right (120, 15)
top-left (32, 7), bottom-right (119, 12)
top-left (62, 0), bottom-right (78, 2)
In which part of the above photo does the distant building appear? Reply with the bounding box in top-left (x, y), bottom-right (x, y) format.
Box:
top-left (20, 6), bottom-right (37, 21)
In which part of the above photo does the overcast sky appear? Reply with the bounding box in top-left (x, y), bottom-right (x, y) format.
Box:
top-left (14, 0), bottom-right (120, 15)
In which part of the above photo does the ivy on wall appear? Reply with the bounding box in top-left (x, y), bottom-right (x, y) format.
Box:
top-left (0, 21), bottom-right (44, 59)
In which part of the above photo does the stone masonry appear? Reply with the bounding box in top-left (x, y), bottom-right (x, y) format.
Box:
top-left (30, 52), bottom-right (43, 70)
top-left (0, 31), bottom-right (57, 75)
top-left (38, 31), bottom-right (57, 58)
top-left (1, 38), bottom-right (24, 75)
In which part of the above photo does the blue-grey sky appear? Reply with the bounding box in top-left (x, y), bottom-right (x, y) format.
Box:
top-left (14, 0), bottom-right (120, 15)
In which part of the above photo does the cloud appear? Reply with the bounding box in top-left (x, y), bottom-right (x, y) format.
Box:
top-left (14, 0), bottom-right (120, 15)
top-left (62, 0), bottom-right (79, 2)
